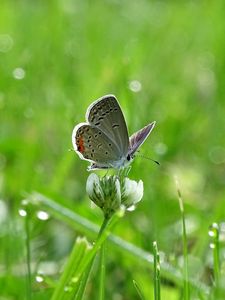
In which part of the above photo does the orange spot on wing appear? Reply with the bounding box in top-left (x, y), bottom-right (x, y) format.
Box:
top-left (77, 137), bottom-right (85, 153)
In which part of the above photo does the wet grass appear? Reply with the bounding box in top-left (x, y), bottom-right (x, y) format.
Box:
top-left (1, 1), bottom-right (225, 299)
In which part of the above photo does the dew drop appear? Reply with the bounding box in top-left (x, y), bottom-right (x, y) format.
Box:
top-left (208, 222), bottom-right (219, 237)
top-left (209, 243), bottom-right (215, 249)
top-left (156, 262), bottom-right (161, 272)
top-left (18, 208), bottom-right (27, 217)
top-left (64, 286), bottom-right (73, 293)
top-left (127, 205), bottom-right (135, 211)
top-left (21, 199), bottom-right (29, 206)
top-left (208, 229), bottom-right (215, 237)
top-left (35, 275), bottom-right (44, 283)
top-left (36, 210), bottom-right (50, 221)
top-left (71, 276), bottom-right (79, 283)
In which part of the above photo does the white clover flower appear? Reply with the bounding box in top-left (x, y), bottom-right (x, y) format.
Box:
top-left (121, 178), bottom-right (144, 210)
top-left (86, 174), bottom-right (144, 218)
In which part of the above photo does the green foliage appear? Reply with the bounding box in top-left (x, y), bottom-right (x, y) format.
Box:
top-left (1, 0), bottom-right (225, 299)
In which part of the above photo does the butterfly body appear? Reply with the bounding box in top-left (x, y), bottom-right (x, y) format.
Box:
top-left (72, 95), bottom-right (155, 170)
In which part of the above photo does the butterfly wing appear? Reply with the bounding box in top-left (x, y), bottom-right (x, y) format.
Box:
top-left (129, 122), bottom-right (156, 156)
top-left (86, 95), bottom-right (129, 156)
top-left (72, 123), bottom-right (120, 168)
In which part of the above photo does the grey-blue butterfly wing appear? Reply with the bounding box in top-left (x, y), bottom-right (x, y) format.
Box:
top-left (72, 123), bottom-right (120, 169)
top-left (128, 122), bottom-right (156, 156)
top-left (86, 95), bottom-right (129, 156)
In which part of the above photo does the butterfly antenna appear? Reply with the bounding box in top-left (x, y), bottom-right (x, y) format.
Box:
top-left (136, 154), bottom-right (160, 166)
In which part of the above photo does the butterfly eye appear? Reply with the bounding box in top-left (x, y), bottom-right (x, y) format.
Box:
top-left (127, 154), bottom-right (131, 161)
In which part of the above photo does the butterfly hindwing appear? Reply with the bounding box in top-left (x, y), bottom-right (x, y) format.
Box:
top-left (72, 123), bottom-right (120, 166)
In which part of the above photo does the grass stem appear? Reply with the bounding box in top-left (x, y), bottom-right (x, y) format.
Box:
top-left (175, 178), bottom-right (190, 300)
top-left (24, 206), bottom-right (32, 300)
top-left (153, 241), bottom-right (161, 300)
top-left (99, 240), bottom-right (106, 300)
top-left (208, 223), bottom-right (220, 297)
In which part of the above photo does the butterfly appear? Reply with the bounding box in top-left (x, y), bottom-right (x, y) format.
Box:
top-left (72, 95), bottom-right (155, 170)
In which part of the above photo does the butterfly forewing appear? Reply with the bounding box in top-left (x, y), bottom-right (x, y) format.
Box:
top-left (86, 95), bottom-right (129, 156)
top-left (73, 124), bottom-right (120, 165)
top-left (129, 122), bottom-right (156, 156)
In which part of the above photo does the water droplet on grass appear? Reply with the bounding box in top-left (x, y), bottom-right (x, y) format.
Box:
top-left (64, 286), bottom-right (73, 293)
top-left (35, 275), bottom-right (44, 283)
top-left (18, 208), bottom-right (27, 217)
top-left (37, 210), bottom-right (50, 221)
top-left (209, 243), bottom-right (215, 249)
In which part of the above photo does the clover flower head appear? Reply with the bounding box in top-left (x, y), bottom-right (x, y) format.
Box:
top-left (86, 173), bottom-right (144, 218)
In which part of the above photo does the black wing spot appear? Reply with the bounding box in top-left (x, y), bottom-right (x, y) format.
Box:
top-left (97, 143), bottom-right (102, 148)
top-left (98, 131), bottom-right (102, 135)
top-left (105, 151), bottom-right (108, 155)
top-left (98, 117), bottom-right (104, 121)
top-left (114, 108), bottom-right (118, 112)
top-left (94, 134), bottom-right (98, 138)
top-left (92, 149), bottom-right (95, 152)
top-left (112, 124), bottom-right (119, 129)
top-left (95, 122), bottom-right (100, 126)
top-left (108, 143), bottom-right (112, 147)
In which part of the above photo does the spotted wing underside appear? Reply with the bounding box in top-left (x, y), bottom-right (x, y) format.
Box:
top-left (72, 123), bottom-right (120, 168)
top-left (86, 95), bottom-right (129, 156)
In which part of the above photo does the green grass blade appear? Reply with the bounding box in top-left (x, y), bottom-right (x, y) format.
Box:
top-left (74, 260), bottom-right (94, 300)
top-left (133, 279), bottom-right (145, 300)
top-left (208, 223), bottom-right (221, 298)
top-left (98, 241), bottom-right (106, 300)
top-left (51, 237), bottom-right (92, 300)
top-left (176, 179), bottom-right (190, 300)
top-left (153, 241), bottom-right (161, 300)
top-left (22, 203), bottom-right (32, 300)
top-left (28, 192), bottom-right (210, 295)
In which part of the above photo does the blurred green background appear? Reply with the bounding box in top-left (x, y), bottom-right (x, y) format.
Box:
top-left (1, 0), bottom-right (225, 299)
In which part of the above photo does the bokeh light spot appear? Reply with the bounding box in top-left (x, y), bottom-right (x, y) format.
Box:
top-left (0, 34), bottom-right (13, 53)
top-left (13, 67), bottom-right (26, 80)
top-left (128, 80), bottom-right (142, 92)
